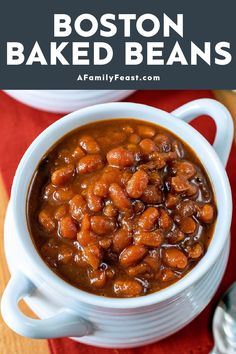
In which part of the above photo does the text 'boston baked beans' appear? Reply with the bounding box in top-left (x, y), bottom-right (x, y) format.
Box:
top-left (27, 119), bottom-right (216, 298)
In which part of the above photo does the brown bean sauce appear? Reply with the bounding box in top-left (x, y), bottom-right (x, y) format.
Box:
top-left (27, 119), bottom-right (217, 298)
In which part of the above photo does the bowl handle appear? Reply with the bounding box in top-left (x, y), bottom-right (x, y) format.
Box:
top-left (1, 271), bottom-right (93, 339)
top-left (171, 98), bottom-right (234, 166)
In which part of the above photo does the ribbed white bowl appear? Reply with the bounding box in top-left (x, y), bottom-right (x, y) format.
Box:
top-left (1, 100), bottom-right (232, 347)
top-left (4, 202), bottom-right (229, 347)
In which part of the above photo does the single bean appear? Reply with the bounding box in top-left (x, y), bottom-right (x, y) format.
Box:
top-left (199, 204), bottom-right (214, 223)
top-left (137, 125), bottom-right (156, 138)
top-left (138, 207), bottom-right (159, 230)
top-left (166, 229), bottom-right (185, 244)
top-left (53, 188), bottom-right (75, 202)
top-left (93, 180), bottom-right (109, 197)
top-left (81, 213), bottom-right (90, 232)
top-left (77, 214), bottom-right (97, 247)
top-left (113, 279), bottom-right (143, 297)
top-left (126, 170), bottom-right (149, 198)
top-left (187, 243), bottom-right (203, 259)
top-left (154, 134), bottom-right (171, 151)
top-left (134, 230), bottom-right (163, 247)
top-left (163, 247), bottom-right (188, 269)
top-left (126, 263), bottom-right (149, 277)
top-left (119, 245), bottom-right (147, 267)
top-left (79, 135), bottom-right (100, 154)
top-left (83, 244), bottom-right (102, 270)
top-left (161, 269), bottom-right (177, 282)
top-left (105, 266), bottom-right (115, 279)
top-left (87, 185), bottom-right (103, 212)
top-left (88, 269), bottom-right (106, 288)
top-left (109, 183), bottom-right (131, 211)
top-left (177, 200), bottom-right (198, 217)
top-left (72, 146), bottom-right (85, 159)
top-left (69, 194), bottom-right (87, 222)
top-left (133, 200), bottom-right (145, 214)
top-left (54, 205), bottom-right (68, 221)
top-left (171, 176), bottom-right (190, 193)
top-left (112, 229), bottom-right (132, 253)
top-left (77, 230), bottom-right (97, 247)
top-left (59, 216), bottom-right (77, 239)
top-left (143, 250), bottom-right (160, 271)
top-left (141, 185), bottom-right (162, 204)
top-left (139, 139), bottom-right (156, 154)
top-left (175, 161), bottom-right (196, 179)
top-left (165, 193), bottom-right (180, 209)
top-left (77, 154), bottom-right (103, 174)
top-left (102, 167), bottom-right (123, 184)
top-left (128, 133), bottom-right (141, 144)
top-left (186, 183), bottom-right (198, 197)
top-left (91, 216), bottom-right (116, 235)
top-left (107, 147), bottom-right (134, 167)
top-left (51, 164), bottom-right (74, 186)
top-left (159, 208), bottom-right (172, 230)
top-left (103, 204), bottom-right (118, 218)
top-left (99, 238), bottom-right (112, 249)
top-left (38, 209), bottom-right (56, 232)
top-left (179, 217), bottom-right (197, 234)
top-left (148, 152), bottom-right (166, 169)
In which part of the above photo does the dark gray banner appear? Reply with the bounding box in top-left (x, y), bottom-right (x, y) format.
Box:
top-left (0, 0), bottom-right (235, 89)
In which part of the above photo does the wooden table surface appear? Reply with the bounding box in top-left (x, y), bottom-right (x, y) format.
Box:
top-left (0, 90), bottom-right (235, 354)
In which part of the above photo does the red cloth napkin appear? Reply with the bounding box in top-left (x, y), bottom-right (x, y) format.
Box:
top-left (0, 90), bottom-right (235, 354)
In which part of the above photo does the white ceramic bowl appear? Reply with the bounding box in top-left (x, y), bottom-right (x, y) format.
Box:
top-left (1, 99), bottom-right (233, 348)
top-left (4, 90), bottom-right (135, 113)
